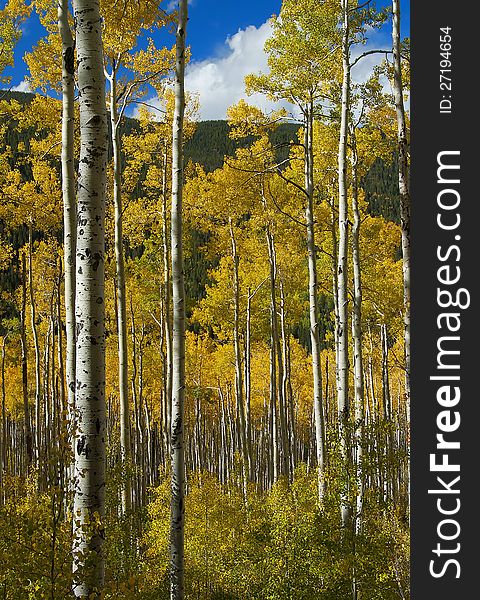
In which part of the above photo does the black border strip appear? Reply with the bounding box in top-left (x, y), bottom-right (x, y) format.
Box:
top-left (411, 1), bottom-right (477, 596)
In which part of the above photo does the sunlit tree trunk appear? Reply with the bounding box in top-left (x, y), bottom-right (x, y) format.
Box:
top-left (162, 139), bottom-right (173, 446)
top-left (229, 218), bottom-right (249, 496)
top-left (58, 0), bottom-right (76, 450)
top-left (266, 228), bottom-right (289, 480)
top-left (72, 0), bottom-right (109, 595)
top-left (170, 2), bottom-right (188, 598)
top-left (304, 99), bottom-right (326, 502)
top-left (392, 0), bottom-right (410, 421)
top-left (350, 129), bottom-right (365, 534)
top-left (0, 334), bottom-right (6, 503)
top-left (108, 63), bottom-right (132, 516)
top-left (28, 228), bottom-right (42, 471)
top-left (245, 290), bottom-right (252, 476)
top-left (337, 0), bottom-right (352, 530)
top-left (56, 259), bottom-right (66, 412)
top-left (20, 252), bottom-right (33, 468)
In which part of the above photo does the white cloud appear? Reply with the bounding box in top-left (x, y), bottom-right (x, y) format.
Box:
top-left (11, 79), bottom-right (31, 93)
top-left (350, 25), bottom-right (392, 86)
top-left (136, 20), bottom-right (396, 122)
top-left (185, 21), bottom-right (288, 120)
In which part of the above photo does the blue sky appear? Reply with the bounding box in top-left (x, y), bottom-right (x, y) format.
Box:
top-left (5, 0), bottom-right (410, 119)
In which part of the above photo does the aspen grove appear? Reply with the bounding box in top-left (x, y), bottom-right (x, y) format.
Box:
top-left (0, 0), bottom-right (410, 598)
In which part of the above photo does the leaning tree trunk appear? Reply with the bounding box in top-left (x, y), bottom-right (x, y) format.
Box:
top-left (304, 99), bottom-right (326, 503)
top-left (392, 0), bottom-right (410, 421)
top-left (72, 0), bottom-right (109, 596)
top-left (170, 2), bottom-right (188, 598)
top-left (337, 0), bottom-right (352, 531)
top-left (58, 0), bottom-right (76, 455)
top-left (109, 65), bottom-right (132, 516)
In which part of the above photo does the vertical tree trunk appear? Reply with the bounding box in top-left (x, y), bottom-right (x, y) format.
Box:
top-left (58, 0), bottom-right (76, 453)
top-left (170, 2), bottom-right (188, 597)
top-left (304, 100), bottom-right (326, 502)
top-left (28, 228), bottom-right (42, 469)
top-left (269, 340), bottom-right (278, 485)
top-left (20, 253), bottom-right (33, 468)
top-left (0, 335), bottom-right (6, 503)
top-left (392, 0), bottom-right (410, 421)
top-left (229, 219), bottom-right (250, 496)
top-left (72, 0), bottom-right (109, 595)
top-left (108, 65), bottom-right (132, 516)
top-left (56, 260), bottom-right (66, 418)
top-left (350, 130), bottom-right (365, 534)
top-left (244, 291), bottom-right (252, 477)
top-left (162, 140), bottom-right (173, 446)
top-left (280, 282), bottom-right (295, 479)
top-left (266, 228), bottom-right (289, 480)
top-left (337, 0), bottom-right (352, 530)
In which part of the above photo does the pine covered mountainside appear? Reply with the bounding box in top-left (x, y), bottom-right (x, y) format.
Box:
top-left (0, 90), bottom-right (401, 334)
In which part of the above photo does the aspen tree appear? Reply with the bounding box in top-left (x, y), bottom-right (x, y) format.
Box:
top-left (337, 0), bottom-right (352, 530)
top-left (58, 0), bottom-right (76, 447)
top-left (350, 127), bottom-right (364, 534)
top-left (0, 334), bottom-right (6, 503)
top-left (170, 1), bottom-right (188, 598)
top-left (392, 0), bottom-right (410, 419)
top-left (20, 252), bottom-right (34, 467)
top-left (245, 0), bottom-right (340, 502)
top-left (72, 0), bottom-right (108, 595)
top-left (102, 0), bottom-right (174, 515)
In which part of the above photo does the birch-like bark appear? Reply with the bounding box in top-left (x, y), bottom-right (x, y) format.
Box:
top-left (162, 140), bottom-right (173, 446)
top-left (266, 228), bottom-right (289, 480)
top-left (72, 0), bottom-right (108, 595)
top-left (0, 335), bottom-right (6, 503)
top-left (245, 291), bottom-right (252, 476)
top-left (170, 2), bottom-right (187, 597)
top-left (58, 0), bottom-right (76, 443)
top-left (28, 229), bottom-right (42, 469)
top-left (304, 100), bottom-right (326, 502)
top-left (350, 130), bottom-right (365, 534)
top-left (20, 253), bottom-right (33, 467)
top-left (269, 340), bottom-right (278, 484)
top-left (108, 65), bottom-right (132, 516)
top-left (392, 0), bottom-right (410, 420)
top-left (56, 261), bottom-right (66, 419)
top-left (229, 218), bottom-right (250, 495)
top-left (337, 0), bottom-right (352, 530)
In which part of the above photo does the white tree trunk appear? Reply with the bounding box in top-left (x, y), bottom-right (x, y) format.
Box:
top-left (72, 0), bottom-right (108, 595)
top-left (229, 219), bottom-right (250, 497)
top-left (337, 0), bottom-right (351, 530)
top-left (28, 229), bottom-right (42, 469)
top-left (392, 0), bottom-right (410, 420)
top-left (20, 253), bottom-right (33, 467)
top-left (304, 101), bottom-right (326, 502)
top-left (108, 66), bottom-right (132, 515)
top-left (170, 2), bottom-right (188, 598)
top-left (58, 0), bottom-right (76, 447)
top-left (266, 228), bottom-right (289, 480)
top-left (0, 335), bottom-right (6, 503)
top-left (162, 141), bottom-right (173, 446)
top-left (350, 131), bottom-right (365, 534)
